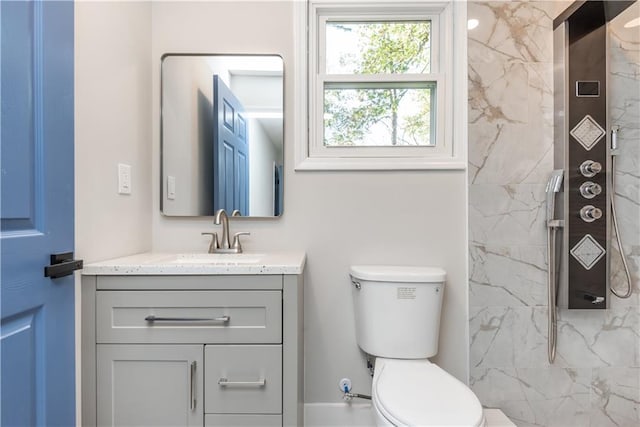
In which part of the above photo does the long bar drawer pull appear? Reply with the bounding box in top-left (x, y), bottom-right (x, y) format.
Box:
top-left (190, 361), bottom-right (197, 411)
top-left (218, 378), bottom-right (266, 387)
top-left (145, 315), bottom-right (230, 323)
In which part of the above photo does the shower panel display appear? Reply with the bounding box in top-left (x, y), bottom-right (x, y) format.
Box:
top-left (553, 1), bottom-right (635, 310)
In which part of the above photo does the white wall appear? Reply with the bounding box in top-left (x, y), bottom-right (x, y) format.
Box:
top-left (75, 1), bottom-right (152, 263)
top-left (75, 0), bottom-right (152, 421)
top-left (150, 0), bottom-right (468, 406)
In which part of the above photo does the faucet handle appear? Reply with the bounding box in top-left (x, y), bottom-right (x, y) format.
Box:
top-left (201, 232), bottom-right (219, 253)
top-left (231, 232), bottom-right (250, 252)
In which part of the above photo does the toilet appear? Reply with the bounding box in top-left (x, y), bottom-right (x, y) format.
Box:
top-left (350, 265), bottom-right (486, 427)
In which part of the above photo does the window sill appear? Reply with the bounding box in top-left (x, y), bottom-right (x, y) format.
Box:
top-left (294, 156), bottom-right (467, 171)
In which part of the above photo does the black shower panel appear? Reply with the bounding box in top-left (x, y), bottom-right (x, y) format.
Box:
top-left (567, 12), bottom-right (609, 309)
top-left (553, 1), bottom-right (636, 309)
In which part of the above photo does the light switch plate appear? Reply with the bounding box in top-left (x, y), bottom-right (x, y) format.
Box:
top-left (167, 175), bottom-right (176, 200)
top-left (118, 163), bottom-right (131, 195)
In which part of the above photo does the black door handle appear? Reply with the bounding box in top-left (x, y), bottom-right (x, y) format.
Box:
top-left (44, 252), bottom-right (83, 279)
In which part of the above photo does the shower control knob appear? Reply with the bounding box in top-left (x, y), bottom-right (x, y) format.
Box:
top-left (579, 160), bottom-right (602, 178)
top-left (580, 205), bottom-right (603, 222)
top-left (579, 181), bottom-right (602, 199)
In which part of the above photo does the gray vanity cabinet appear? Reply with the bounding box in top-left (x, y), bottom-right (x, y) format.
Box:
top-left (82, 274), bottom-right (304, 427)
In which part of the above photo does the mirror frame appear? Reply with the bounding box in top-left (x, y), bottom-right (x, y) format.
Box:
top-left (160, 53), bottom-right (285, 218)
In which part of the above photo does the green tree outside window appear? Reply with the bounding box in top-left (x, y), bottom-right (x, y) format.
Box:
top-left (324, 21), bottom-right (433, 147)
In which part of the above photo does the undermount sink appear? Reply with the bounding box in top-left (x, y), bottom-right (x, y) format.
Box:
top-left (168, 253), bottom-right (265, 265)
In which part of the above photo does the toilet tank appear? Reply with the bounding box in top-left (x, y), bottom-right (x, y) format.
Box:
top-left (350, 265), bottom-right (446, 359)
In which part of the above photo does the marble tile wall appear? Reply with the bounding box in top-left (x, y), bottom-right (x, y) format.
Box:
top-left (467, 2), bottom-right (640, 426)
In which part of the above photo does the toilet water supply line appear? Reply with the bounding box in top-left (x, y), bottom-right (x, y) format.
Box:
top-left (342, 392), bottom-right (372, 402)
top-left (339, 378), bottom-right (371, 401)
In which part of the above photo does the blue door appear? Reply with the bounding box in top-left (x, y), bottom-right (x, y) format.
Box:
top-left (213, 75), bottom-right (249, 215)
top-left (1, 1), bottom-right (76, 426)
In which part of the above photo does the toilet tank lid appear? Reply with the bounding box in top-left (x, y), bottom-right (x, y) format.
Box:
top-left (350, 265), bottom-right (446, 283)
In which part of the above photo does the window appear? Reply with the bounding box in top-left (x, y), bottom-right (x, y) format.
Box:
top-left (295, 0), bottom-right (466, 170)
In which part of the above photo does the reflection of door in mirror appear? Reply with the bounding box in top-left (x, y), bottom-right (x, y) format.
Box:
top-left (213, 75), bottom-right (249, 216)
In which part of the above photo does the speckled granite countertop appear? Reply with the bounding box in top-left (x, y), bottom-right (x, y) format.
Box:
top-left (81, 252), bottom-right (306, 275)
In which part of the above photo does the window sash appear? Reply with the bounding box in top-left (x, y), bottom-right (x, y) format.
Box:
top-left (317, 13), bottom-right (440, 74)
top-left (322, 80), bottom-right (438, 148)
top-left (311, 75), bottom-right (446, 158)
top-left (320, 17), bottom-right (437, 75)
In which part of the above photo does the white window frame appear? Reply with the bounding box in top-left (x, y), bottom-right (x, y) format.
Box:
top-left (294, 0), bottom-right (467, 171)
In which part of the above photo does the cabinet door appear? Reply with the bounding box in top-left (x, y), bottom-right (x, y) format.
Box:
top-left (97, 345), bottom-right (203, 427)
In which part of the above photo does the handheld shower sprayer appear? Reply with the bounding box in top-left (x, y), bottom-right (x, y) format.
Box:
top-left (546, 170), bottom-right (564, 224)
top-left (546, 170), bottom-right (564, 363)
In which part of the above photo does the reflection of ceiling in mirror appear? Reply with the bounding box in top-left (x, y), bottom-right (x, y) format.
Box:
top-left (205, 56), bottom-right (283, 75)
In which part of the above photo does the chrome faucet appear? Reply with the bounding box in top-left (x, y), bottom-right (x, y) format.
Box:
top-left (201, 209), bottom-right (249, 253)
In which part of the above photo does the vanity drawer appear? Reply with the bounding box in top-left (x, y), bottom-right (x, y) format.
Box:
top-left (96, 291), bottom-right (282, 344)
top-left (205, 414), bottom-right (282, 426)
top-left (204, 345), bottom-right (282, 414)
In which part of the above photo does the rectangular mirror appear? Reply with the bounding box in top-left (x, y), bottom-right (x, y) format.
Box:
top-left (161, 54), bottom-right (284, 217)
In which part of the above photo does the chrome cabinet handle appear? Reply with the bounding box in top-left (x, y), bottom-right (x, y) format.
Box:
top-left (144, 315), bottom-right (230, 323)
top-left (217, 378), bottom-right (266, 387)
top-left (190, 361), bottom-right (197, 411)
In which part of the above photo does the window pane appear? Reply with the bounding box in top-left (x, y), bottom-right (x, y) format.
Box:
top-left (325, 21), bottom-right (431, 74)
top-left (324, 85), bottom-right (435, 147)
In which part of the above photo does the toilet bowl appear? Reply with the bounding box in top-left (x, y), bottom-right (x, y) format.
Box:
top-left (350, 265), bottom-right (485, 427)
top-left (371, 358), bottom-right (485, 427)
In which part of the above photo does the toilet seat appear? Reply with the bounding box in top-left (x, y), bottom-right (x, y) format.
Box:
top-left (372, 358), bottom-right (485, 427)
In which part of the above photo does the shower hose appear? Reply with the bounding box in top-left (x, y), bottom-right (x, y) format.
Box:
top-left (547, 224), bottom-right (560, 363)
top-left (610, 154), bottom-right (634, 299)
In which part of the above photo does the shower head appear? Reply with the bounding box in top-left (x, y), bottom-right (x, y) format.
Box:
top-left (546, 169), bottom-right (564, 224)
top-left (546, 169), bottom-right (564, 194)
